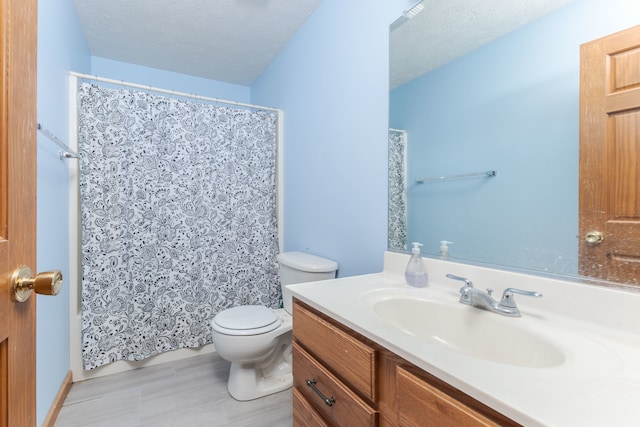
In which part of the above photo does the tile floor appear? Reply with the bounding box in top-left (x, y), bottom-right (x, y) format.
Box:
top-left (54, 353), bottom-right (293, 427)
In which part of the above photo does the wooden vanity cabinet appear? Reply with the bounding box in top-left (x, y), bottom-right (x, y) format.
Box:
top-left (293, 387), bottom-right (331, 427)
top-left (395, 366), bottom-right (515, 427)
top-left (292, 300), bottom-right (377, 427)
top-left (292, 299), bottom-right (520, 427)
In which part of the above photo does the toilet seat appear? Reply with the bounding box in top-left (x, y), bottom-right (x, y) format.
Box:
top-left (212, 305), bottom-right (282, 336)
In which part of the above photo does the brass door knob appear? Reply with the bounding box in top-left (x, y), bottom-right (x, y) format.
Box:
top-left (585, 231), bottom-right (604, 245)
top-left (11, 265), bottom-right (63, 303)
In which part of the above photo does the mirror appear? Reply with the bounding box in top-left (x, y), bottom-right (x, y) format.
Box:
top-left (388, 0), bottom-right (640, 286)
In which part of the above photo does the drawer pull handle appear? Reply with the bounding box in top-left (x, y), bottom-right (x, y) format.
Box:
top-left (306, 379), bottom-right (336, 407)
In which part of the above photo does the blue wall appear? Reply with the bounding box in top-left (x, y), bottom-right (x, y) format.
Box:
top-left (36, 2), bottom-right (251, 424)
top-left (34, 1), bottom-right (640, 421)
top-left (252, 0), bottom-right (409, 277)
top-left (36, 0), bottom-right (90, 424)
top-left (35, 0), bottom-right (410, 422)
top-left (91, 57), bottom-right (251, 103)
top-left (390, 0), bottom-right (640, 275)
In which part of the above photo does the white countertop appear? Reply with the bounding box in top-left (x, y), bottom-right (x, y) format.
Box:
top-left (287, 252), bottom-right (640, 427)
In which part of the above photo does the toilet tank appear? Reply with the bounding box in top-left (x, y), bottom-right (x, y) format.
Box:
top-left (277, 251), bottom-right (338, 313)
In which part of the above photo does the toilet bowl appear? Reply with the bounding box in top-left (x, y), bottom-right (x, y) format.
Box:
top-left (211, 306), bottom-right (293, 401)
top-left (210, 251), bottom-right (338, 401)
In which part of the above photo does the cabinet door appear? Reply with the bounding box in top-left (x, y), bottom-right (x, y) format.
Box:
top-left (293, 387), bottom-right (331, 427)
top-left (293, 301), bottom-right (377, 401)
top-left (396, 367), bottom-right (501, 427)
top-left (293, 342), bottom-right (378, 427)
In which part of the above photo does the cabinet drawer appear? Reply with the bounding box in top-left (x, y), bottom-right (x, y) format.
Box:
top-left (293, 342), bottom-right (378, 427)
top-left (293, 301), bottom-right (377, 401)
top-left (293, 387), bottom-right (331, 427)
top-left (397, 366), bottom-right (502, 427)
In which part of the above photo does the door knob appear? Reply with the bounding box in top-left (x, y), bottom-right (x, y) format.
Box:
top-left (11, 265), bottom-right (63, 303)
top-left (585, 231), bottom-right (604, 245)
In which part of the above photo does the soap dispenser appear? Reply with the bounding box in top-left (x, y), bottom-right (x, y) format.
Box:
top-left (405, 242), bottom-right (428, 287)
top-left (439, 240), bottom-right (453, 257)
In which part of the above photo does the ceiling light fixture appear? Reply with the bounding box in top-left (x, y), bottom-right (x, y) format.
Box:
top-left (390, 1), bottom-right (425, 31)
top-left (403, 1), bottom-right (425, 19)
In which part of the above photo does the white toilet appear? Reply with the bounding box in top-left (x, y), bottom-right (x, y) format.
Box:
top-left (210, 251), bottom-right (338, 401)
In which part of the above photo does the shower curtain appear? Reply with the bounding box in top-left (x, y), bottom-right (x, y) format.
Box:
top-left (77, 82), bottom-right (280, 369)
top-left (388, 129), bottom-right (407, 251)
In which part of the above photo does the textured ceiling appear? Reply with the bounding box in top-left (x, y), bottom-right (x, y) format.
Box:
top-left (73, 0), bottom-right (322, 86)
top-left (73, 1), bottom-right (576, 89)
top-left (390, 0), bottom-right (576, 89)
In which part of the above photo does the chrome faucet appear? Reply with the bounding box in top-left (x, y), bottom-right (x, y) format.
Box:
top-left (446, 274), bottom-right (542, 317)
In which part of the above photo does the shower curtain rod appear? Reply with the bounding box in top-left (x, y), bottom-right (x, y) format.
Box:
top-left (70, 71), bottom-right (279, 112)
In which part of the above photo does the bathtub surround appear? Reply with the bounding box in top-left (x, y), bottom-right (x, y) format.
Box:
top-left (77, 82), bottom-right (280, 369)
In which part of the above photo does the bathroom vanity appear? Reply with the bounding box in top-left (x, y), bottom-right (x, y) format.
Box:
top-left (292, 299), bottom-right (518, 426)
top-left (288, 252), bottom-right (640, 426)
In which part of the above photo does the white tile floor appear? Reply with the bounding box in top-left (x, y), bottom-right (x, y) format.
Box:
top-left (54, 353), bottom-right (293, 427)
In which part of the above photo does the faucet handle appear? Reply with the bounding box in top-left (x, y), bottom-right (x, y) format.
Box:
top-left (500, 288), bottom-right (542, 309)
top-left (446, 274), bottom-right (473, 288)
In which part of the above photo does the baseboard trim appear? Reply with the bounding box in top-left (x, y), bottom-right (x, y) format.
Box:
top-left (42, 370), bottom-right (73, 427)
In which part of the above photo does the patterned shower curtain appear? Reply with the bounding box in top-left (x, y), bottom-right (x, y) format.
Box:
top-left (388, 129), bottom-right (408, 251)
top-left (77, 82), bottom-right (280, 369)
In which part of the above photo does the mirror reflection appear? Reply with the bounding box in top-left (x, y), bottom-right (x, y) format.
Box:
top-left (389, 0), bottom-right (640, 286)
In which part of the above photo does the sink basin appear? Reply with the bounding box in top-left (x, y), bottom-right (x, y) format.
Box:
top-left (372, 297), bottom-right (565, 368)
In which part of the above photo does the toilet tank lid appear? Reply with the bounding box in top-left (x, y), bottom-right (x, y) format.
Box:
top-left (277, 251), bottom-right (338, 273)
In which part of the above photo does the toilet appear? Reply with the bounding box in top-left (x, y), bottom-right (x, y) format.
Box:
top-left (210, 251), bottom-right (338, 401)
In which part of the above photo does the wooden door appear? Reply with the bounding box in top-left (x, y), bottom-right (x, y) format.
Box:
top-left (580, 25), bottom-right (640, 285)
top-left (0, 0), bottom-right (38, 425)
